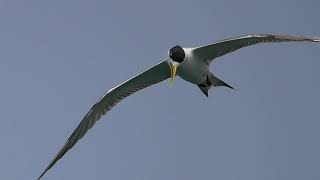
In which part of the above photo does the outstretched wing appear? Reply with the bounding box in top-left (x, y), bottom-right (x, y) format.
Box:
top-left (38, 60), bottom-right (171, 180)
top-left (192, 34), bottom-right (320, 62)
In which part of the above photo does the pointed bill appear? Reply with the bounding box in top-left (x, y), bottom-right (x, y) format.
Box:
top-left (169, 62), bottom-right (178, 86)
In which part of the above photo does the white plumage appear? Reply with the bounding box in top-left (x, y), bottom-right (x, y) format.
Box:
top-left (38, 34), bottom-right (319, 179)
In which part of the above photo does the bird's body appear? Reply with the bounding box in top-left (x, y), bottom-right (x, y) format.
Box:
top-left (177, 48), bottom-right (209, 84)
top-left (38, 34), bottom-right (320, 179)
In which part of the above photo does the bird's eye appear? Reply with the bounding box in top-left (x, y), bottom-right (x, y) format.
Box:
top-left (169, 45), bottom-right (185, 63)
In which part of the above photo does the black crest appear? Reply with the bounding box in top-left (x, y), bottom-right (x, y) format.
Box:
top-left (169, 45), bottom-right (185, 63)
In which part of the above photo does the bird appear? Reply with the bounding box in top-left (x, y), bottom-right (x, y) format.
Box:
top-left (38, 34), bottom-right (319, 179)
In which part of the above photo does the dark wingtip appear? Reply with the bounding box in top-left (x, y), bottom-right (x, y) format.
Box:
top-left (37, 154), bottom-right (59, 180)
top-left (37, 164), bottom-right (53, 180)
top-left (37, 171), bottom-right (46, 180)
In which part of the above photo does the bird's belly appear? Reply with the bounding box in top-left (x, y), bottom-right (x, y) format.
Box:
top-left (177, 59), bottom-right (208, 84)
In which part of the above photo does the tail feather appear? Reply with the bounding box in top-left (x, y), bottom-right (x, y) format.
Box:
top-left (197, 73), bottom-right (234, 97)
top-left (198, 85), bottom-right (209, 97)
top-left (209, 73), bottom-right (235, 90)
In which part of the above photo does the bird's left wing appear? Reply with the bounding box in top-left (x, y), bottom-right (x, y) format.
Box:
top-left (192, 34), bottom-right (320, 62)
top-left (38, 60), bottom-right (171, 180)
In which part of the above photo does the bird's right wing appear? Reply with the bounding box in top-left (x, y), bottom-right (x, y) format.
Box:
top-left (192, 34), bottom-right (320, 62)
top-left (38, 59), bottom-right (171, 180)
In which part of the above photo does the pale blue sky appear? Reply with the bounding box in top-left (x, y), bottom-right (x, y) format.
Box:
top-left (0, 0), bottom-right (320, 179)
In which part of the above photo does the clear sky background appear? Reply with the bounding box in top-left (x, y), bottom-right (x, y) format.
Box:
top-left (0, 0), bottom-right (319, 180)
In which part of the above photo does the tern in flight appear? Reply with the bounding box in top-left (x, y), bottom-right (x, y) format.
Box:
top-left (38, 34), bottom-right (319, 179)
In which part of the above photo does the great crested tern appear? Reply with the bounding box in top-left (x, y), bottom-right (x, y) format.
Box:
top-left (38, 34), bottom-right (319, 179)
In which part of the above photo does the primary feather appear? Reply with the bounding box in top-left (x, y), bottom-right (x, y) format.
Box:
top-left (38, 60), bottom-right (170, 180)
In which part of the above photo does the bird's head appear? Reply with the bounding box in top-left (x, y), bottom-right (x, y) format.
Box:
top-left (169, 45), bottom-right (185, 63)
top-left (168, 45), bottom-right (185, 85)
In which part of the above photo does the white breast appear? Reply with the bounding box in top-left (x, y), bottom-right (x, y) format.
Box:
top-left (177, 48), bottom-right (209, 84)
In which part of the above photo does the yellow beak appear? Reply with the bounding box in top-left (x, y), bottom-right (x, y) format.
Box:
top-left (169, 62), bottom-right (178, 85)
